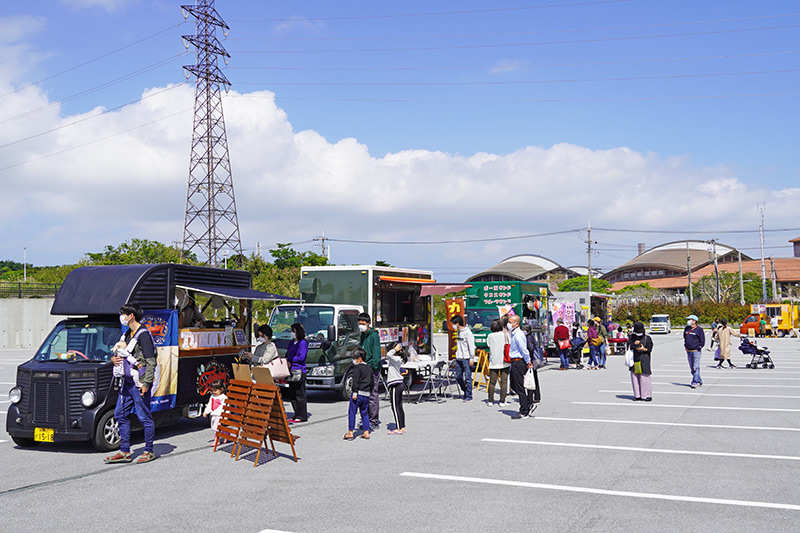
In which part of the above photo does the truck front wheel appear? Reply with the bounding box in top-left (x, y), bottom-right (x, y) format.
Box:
top-left (12, 436), bottom-right (39, 448)
top-left (778, 329), bottom-right (786, 338)
top-left (93, 410), bottom-right (121, 452)
top-left (339, 369), bottom-right (354, 401)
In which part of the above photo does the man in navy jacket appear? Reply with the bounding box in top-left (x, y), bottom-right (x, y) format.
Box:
top-left (684, 314), bottom-right (706, 389)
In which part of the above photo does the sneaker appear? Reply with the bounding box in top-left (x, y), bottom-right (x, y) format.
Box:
top-left (511, 412), bottom-right (530, 420)
top-left (498, 402), bottom-right (510, 407)
top-left (644, 397), bottom-right (652, 402)
top-left (463, 398), bottom-right (473, 402)
top-left (690, 383), bottom-right (698, 389)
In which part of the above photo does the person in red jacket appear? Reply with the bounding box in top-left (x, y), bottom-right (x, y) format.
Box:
top-left (553, 318), bottom-right (571, 370)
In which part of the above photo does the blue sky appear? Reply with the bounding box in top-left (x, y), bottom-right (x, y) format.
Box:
top-left (0, 1), bottom-right (798, 280)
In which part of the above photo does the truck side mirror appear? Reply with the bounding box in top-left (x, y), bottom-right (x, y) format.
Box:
top-left (327, 324), bottom-right (337, 342)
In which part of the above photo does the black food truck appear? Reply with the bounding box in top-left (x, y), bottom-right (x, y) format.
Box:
top-left (5, 264), bottom-right (293, 451)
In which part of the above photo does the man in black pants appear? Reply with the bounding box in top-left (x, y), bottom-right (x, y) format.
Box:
top-left (507, 315), bottom-right (535, 419)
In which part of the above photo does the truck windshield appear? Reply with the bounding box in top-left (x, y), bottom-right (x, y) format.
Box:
top-left (467, 309), bottom-right (498, 332)
top-left (34, 322), bottom-right (122, 362)
top-left (651, 316), bottom-right (669, 323)
top-left (269, 306), bottom-right (335, 339)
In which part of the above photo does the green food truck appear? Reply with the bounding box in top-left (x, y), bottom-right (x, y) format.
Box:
top-left (267, 266), bottom-right (435, 400)
top-left (465, 281), bottom-right (550, 349)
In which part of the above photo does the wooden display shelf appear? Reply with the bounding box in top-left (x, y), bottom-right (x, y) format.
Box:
top-left (178, 345), bottom-right (253, 357)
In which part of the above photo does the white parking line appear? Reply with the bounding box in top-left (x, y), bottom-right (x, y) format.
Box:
top-left (574, 401), bottom-right (800, 413)
top-left (534, 416), bottom-right (800, 432)
top-left (482, 438), bottom-right (800, 462)
top-left (600, 389), bottom-right (800, 399)
top-left (623, 381), bottom-right (800, 389)
top-left (400, 472), bottom-right (800, 511)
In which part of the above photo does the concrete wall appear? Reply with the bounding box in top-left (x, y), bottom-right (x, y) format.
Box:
top-left (0, 299), bottom-right (61, 349)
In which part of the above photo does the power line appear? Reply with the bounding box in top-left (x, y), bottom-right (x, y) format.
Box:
top-left (593, 227), bottom-right (800, 234)
top-left (237, 68), bottom-right (800, 87)
top-left (0, 108), bottom-right (191, 173)
top-left (228, 50), bottom-right (800, 72)
top-left (0, 83), bottom-right (188, 151)
top-left (0, 22), bottom-right (186, 101)
top-left (0, 0), bottom-right (176, 67)
top-left (327, 229), bottom-right (581, 245)
top-left (231, 91), bottom-right (800, 104)
top-left (229, 0), bottom-right (632, 23)
top-left (230, 24), bottom-right (800, 54)
top-left (0, 52), bottom-right (190, 128)
top-left (228, 12), bottom-right (800, 41)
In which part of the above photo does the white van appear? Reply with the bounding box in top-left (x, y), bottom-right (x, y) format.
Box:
top-left (649, 314), bottom-right (671, 334)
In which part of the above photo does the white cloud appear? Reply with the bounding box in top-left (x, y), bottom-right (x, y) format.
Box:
top-left (0, 69), bottom-right (796, 271)
top-left (273, 16), bottom-right (325, 36)
top-left (489, 59), bottom-right (529, 75)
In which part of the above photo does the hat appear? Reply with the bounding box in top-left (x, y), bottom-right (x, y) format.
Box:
top-left (633, 321), bottom-right (645, 334)
top-left (686, 314), bottom-right (699, 322)
top-left (593, 317), bottom-right (601, 322)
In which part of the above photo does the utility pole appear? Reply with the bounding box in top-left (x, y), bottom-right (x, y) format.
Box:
top-left (770, 258), bottom-right (779, 302)
top-left (710, 239), bottom-right (721, 303)
top-left (23, 247), bottom-right (26, 282)
top-left (586, 222), bottom-right (594, 293)
top-left (256, 241), bottom-right (261, 258)
top-left (738, 250), bottom-right (745, 305)
top-left (686, 241), bottom-right (693, 304)
top-left (313, 232), bottom-right (330, 262)
top-left (180, 0), bottom-right (242, 267)
top-left (759, 203), bottom-right (767, 302)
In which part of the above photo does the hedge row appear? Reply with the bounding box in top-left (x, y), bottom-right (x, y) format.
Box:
top-left (612, 301), bottom-right (751, 326)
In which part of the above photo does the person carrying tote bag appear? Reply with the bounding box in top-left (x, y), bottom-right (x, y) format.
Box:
top-left (628, 321), bottom-right (654, 402)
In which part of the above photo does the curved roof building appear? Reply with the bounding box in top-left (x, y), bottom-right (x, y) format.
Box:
top-left (602, 240), bottom-right (751, 287)
top-left (467, 254), bottom-right (579, 282)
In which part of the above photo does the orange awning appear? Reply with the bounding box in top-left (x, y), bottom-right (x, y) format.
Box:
top-left (378, 276), bottom-right (437, 284)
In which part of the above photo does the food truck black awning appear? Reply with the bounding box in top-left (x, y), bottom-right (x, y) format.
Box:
top-left (51, 263), bottom-right (277, 316)
top-left (175, 284), bottom-right (299, 302)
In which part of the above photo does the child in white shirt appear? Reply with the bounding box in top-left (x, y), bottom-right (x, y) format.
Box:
top-left (203, 380), bottom-right (227, 432)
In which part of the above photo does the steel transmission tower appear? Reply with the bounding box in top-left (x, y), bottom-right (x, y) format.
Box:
top-left (181, 0), bottom-right (242, 267)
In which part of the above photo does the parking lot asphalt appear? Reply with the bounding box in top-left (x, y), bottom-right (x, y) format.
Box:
top-left (2, 333), bottom-right (800, 532)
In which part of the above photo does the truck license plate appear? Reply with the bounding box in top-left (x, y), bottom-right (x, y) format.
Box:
top-left (34, 427), bottom-right (54, 442)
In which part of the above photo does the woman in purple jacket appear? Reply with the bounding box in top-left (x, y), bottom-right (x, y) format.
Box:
top-left (285, 322), bottom-right (308, 422)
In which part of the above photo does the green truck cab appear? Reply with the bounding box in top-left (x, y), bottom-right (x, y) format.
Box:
top-left (267, 266), bottom-right (434, 400)
top-left (465, 281), bottom-right (550, 349)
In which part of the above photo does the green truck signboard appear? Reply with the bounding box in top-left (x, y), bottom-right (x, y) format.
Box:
top-left (465, 281), bottom-right (550, 349)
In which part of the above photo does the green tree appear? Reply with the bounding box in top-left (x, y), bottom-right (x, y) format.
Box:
top-left (691, 272), bottom-right (771, 304)
top-left (558, 275), bottom-right (611, 293)
top-left (375, 260), bottom-right (392, 267)
top-left (269, 243), bottom-right (328, 269)
top-left (86, 239), bottom-right (196, 265)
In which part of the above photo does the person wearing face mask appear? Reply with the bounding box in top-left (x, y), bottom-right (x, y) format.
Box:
top-left (507, 315), bottom-right (535, 419)
top-left (628, 321), bottom-right (654, 401)
top-left (358, 313), bottom-right (382, 428)
top-left (104, 302), bottom-right (157, 464)
top-left (450, 314), bottom-right (476, 402)
top-left (243, 324), bottom-right (278, 366)
top-left (683, 314), bottom-right (706, 389)
top-left (285, 323), bottom-right (308, 423)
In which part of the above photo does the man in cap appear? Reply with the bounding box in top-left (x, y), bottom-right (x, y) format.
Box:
top-left (593, 317), bottom-right (608, 369)
top-left (683, 314), bottom-right (705, 389)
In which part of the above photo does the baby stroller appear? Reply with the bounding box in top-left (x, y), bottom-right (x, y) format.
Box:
top-left (738, 337), bottom-right (775, 369)
top-left (568, 337), bottom-right (587, 369)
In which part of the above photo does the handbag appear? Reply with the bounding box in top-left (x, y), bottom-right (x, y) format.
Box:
top-left (503, 343), bottom-right (511, 363)
top-left (558, 339), bottom-right (571, 350)
top-left (287, 369), bottom-right (304, 382)
top-left (265, 357), bottom-right (290, 380)
top-left (523, 367), bottom-right (536, 390)
top-left (624, 349), bottom-right (634, 368)
top-left (590, 336), bottom-right (604, 346)
top-left (633, 361), bottom-right (643, 375)
top-left (713, 347), bottom-right (722, 361)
